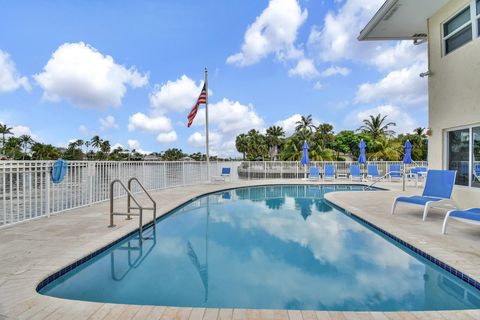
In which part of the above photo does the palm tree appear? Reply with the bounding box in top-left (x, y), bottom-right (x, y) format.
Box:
top-left (266, 125), bottom-right (285, 160)
top-left (100, 140), bottom-right (111, 155)
top-left (369, 138), bottom-right (402, 161)
top-left (295, 115), bottom-right (316, 132)
top-left (19, 135), bottom-right (34, 159)
top-left (90, 135), bottom-right (102, 152)
top-left (0, 124), bottom-right (13, 154)
top-left (413, 127), bottom-right (426, 138)
top-left (315, 123), bottom-right (334, 148)
top-left (358, 114), bottom-right (396, 139)
top-left (235, 134), bottom-right (249, 160)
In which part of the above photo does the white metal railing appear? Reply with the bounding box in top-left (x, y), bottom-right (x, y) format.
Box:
top-left (0, 160), bottom-right (428, 228)
top-left (237, 161), bottom-right (428, 180)
top-left (0, 161), bottom-right (240, 228)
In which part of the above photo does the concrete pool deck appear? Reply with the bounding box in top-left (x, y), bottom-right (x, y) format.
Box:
top-left (1, 180), bottom-right (480, 320)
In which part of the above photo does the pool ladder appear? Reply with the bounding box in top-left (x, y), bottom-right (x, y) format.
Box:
top-left (108, 178), bottom-right (157, 235)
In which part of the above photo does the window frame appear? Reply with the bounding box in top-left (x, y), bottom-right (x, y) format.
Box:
top-left (441, 1), bottom-right (480, 56)
top-left (444, 124), bottom-right (480, 189)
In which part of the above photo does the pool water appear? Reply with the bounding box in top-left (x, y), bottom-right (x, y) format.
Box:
top-left (39, 185), bottom-right (480, 311)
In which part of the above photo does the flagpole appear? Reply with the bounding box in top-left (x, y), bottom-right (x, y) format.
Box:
top-left (205, 67), bottom-right (210, 181)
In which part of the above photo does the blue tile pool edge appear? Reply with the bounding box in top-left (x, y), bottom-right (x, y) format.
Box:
top-left (35, 183), bottom-right (480, 296)
top-left (324, 199), bottom-right (480, 291)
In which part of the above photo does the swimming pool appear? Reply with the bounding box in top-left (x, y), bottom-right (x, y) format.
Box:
top-left (39, 185), bottom-right (480, 311)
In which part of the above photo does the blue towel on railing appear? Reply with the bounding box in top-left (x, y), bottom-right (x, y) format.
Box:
top-left (51, 159), bottom-right (68, 184)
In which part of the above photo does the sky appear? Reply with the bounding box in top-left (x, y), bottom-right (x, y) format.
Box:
top-left (0, 0), bottom-right (428, 157)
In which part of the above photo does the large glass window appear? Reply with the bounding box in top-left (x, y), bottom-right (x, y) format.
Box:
top-left (473, 127), bottom-right (480, 188)
top-left (443, 5), bottom-right (473, 54)
top-left (447, 129), bottom-right (470, 186)
top-left (477, 0), bottom-right (480, 36)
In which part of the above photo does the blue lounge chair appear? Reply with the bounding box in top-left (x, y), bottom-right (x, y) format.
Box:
top-left (388, 164), bottom-right (402, 181)
top-left (473, 164), bottom-right (480, 182)
top-left (212, 167), bottom-right (231, 182)
top-left (366, 164), bottom-right (381, 180)
top-left (309, 167), bottom-right (320, 180)
top-left (442, 208), bottom-right (480, 234)
top-left (391, 170), bottom-right (457, 221)
top-left (407, 166), bottom-right (428, 185)
top-left (349, 165), bottom-right (363, 181)
top-left (323, 164), bottom-right (335, 181)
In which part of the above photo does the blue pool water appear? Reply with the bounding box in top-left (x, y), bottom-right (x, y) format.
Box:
top-left (39, 185), bottom-right (480, 311)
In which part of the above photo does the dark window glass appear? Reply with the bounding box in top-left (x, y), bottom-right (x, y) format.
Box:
top-left (445, 25), bottom-right (472, 54)
top-left (444, 7), bottom-right (471, 36)
top-left (473, 127), bottom-right (480, 188)
top-left (477, 0), bottom-right (480, 15)
top-left (448, 129), bottom-right (470, 186)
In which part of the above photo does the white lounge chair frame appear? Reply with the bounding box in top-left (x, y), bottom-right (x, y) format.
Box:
top-left (442, 208), bottom-right (480, 234)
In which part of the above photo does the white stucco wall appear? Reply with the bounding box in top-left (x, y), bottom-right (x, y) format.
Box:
top-left (428, 0), bottom-right (480, 207)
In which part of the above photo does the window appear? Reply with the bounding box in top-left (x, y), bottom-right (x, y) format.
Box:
top-left (477, 0), bottom-right (480, 36)
top-left (442, 1), bottom-right (480, 55)
top-left (473, 127), bottom-right (480, 188)
top-left (446, 125), bottom-right (480, 188)
top-left (447, 129), bottom-right (470, 186)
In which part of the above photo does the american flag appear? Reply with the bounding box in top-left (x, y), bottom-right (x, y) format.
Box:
top-left (187, 84), bottom-right (207, 128)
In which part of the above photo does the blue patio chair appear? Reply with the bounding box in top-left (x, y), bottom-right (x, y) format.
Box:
top-left (366, 164), bottom-right (381, 180)
top-left (407, 166), bottom-right (428, 186)
top-left (388, 164), bottom-right (402, 181)
top-left (323, 164), bottom-right (336, 181)
top-left (212, 167), bottom-right (231, 182)
top-left (473, 164), bottom-right (480, 182)
top-left (309, 167), bottom-right (320, 180)
top-left (349, 165), bottom-right (363, 181)
top-left (442, 208), bottom-right (480, 234)
top-left (391, 170), bottom-right (457, 221)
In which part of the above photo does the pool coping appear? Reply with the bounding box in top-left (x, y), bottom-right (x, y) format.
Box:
top-left (35, 183), bottom-right (480, 310)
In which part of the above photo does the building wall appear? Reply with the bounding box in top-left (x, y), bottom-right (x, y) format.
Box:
top-left (428, 0), bottom-right (480, 207)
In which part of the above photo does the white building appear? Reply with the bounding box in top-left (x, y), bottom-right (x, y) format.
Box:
top-left (360, 0), bottom-right (480, 207)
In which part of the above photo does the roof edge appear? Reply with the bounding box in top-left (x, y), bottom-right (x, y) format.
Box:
top-left (358, 0), bottom-right (399, 41)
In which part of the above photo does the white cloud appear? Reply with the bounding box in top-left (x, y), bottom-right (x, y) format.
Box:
top-left (99, 115), bottom-right (118, 129)
top-left (190, 98), bottom-right (265, 157)
top-left (355, 63), bottom-right (428, 105)
top-left (372, 41), bottom-right (427, 71)
top-left (307, 0), bottom-right (384, 63)
top-left (149, 75), bottom-right (204, 114)
top-left (78, 125), bottom-right (90, 136)
top-left (226, 0), bottom-right (307, 66)
top-left (128, 112), bottom-right (172, 132)
top-left (275, 114), bottom-right (320, 136)
top-left (312, 81), bottom-right (323, 91)
top-left (34, 42), bottom-right (148, 108)
top-left (156, 130), bottom-right (178, 144)
top-left (127, 139), bottom-right (140, 150)
top-left (194, 98), bottom-right (264, 135)
top-left (320, 66), bottom-right (351, 77)
top-left (288, 58), bottom-right (319, 79)
top-left (187, 131), bottom-right (222, 148)
top-left (343, 105), bottom-right (418, 134)
top-left (0, 50), bottom-right (30, 93)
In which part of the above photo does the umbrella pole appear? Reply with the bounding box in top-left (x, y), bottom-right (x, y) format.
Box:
top-left (402, 163), bottom-right (406, 191)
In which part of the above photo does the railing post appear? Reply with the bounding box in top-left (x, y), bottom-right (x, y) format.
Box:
top-left (264, 162), bottom-right (267, 180)
top-left (46, 167), bottom-right (51, 218)
top-left (182, 162), bottom-right (186, 186)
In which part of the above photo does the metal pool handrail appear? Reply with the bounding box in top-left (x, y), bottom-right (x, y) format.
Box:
top-left (109, 179), bottom-right (145, 234)
top-left (127, 177), bottom-right (157, 223)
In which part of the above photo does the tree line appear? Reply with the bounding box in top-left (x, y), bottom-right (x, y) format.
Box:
top-left (0, 124), bottom-right (225, 161)
top-left (235, 114), bottom-right (428, 161)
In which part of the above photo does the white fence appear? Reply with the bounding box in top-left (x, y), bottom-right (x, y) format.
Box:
top-left (238, 161), bottom-right (428, 180)
top-left (0, 160), bottom-right (427, 228)
top-left (0, 161), bottom-right (240, 227)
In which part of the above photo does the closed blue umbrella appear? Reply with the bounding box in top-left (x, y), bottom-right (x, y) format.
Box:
top-left (301, 141), bottom-right (310, 165)
top-left (358, 139), bottom-right (367, 164)
top-left (403, 140), bottom-right (413, 164)
top-left (301, 141), bottom-right (310, 179)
